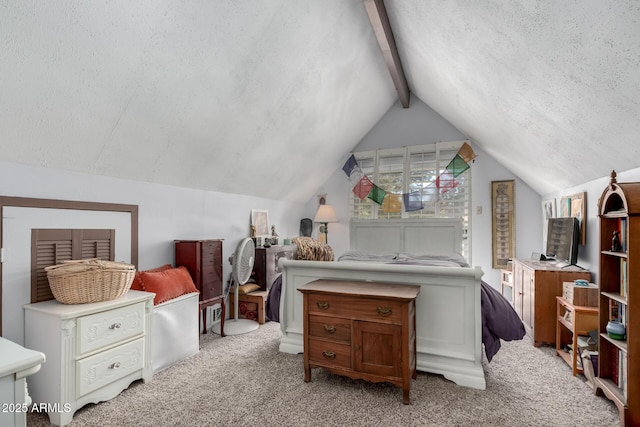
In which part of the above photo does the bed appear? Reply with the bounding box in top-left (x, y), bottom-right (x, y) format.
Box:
top-left (276, 218), bottom-right (524, 390)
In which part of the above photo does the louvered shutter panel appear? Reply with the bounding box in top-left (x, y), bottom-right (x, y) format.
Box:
top-left (31, 229), bottom-right (115, 303)
top-left (80, 229), bottom-right (115, 260)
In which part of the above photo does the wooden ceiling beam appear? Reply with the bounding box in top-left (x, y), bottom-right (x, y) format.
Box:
top-left (363, 0), bottom-right (410, 108)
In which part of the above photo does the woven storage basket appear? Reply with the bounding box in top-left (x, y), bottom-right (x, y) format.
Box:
top-left (45, 259), bottom-right (136, 304)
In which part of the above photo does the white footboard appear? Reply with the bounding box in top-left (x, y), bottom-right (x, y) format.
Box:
top-left (278, 260), bottom-right (486, 390)
top-left (151, 292), bottom-right (199, 374)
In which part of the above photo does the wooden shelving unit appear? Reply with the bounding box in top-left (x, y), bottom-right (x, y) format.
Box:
top-left (555, 296), bottom-right (598, 376)
top-left (501, 265), bottom-right (513, 305)
top-left (595, 171), bottom-right (640, 426)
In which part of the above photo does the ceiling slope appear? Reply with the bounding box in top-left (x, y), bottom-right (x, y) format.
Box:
top-left (385, 1), bottom-right (640, 195)
top-left (1, 1), bottom-right (639, 201)
top-left (0, 0), bottom-right (397, 202)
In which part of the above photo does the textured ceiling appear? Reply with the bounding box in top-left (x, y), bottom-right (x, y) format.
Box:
top-left (1, 1), bottom-right (639, 202)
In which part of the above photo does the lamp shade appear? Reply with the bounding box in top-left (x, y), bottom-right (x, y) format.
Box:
top-left (314, 204), bottom-right (338, 223)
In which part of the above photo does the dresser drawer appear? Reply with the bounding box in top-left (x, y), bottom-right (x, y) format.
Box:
top-left (307, 294), bottom-right (402, 323)
top-left (76, 338), bottom-right (144, 398)
top-left (202, 240), bottom-right (222, 258)
top-left (308, 339), bottom-right (351, 369)
top-left (77, 302), bottom-right (145, 355)
top-left (308, 315), bottom-right (351, 343)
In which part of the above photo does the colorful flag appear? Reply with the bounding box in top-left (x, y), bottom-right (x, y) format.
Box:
top-left (446, 154), bottom-right (470, 177)
top-left (436, 171), bottom-right (458, 191)
top-left (342, 154), bottom-right (358, 177)
top-left (353, 175), bottom-right (374, 199)
top-left (382, 194), bottom-right (402, 213)
top-left (367, 184), bottom-right (387, 205)
top-left (403, 191), bottom-right (424, 212)
top-left (457, 141), bottom-right (477, 163)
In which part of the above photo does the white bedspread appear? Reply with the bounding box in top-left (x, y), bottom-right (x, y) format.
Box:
top-left (338, 251), bottom-right (470, 267)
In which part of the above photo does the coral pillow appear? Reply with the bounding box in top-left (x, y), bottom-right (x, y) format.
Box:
top-left (131, 264), bottom-right (172, 291)
top-left (139, 266), bottom-right (199, 305)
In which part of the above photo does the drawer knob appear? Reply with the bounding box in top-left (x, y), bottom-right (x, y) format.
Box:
top-left (377, 307), bottom-right (392, 317)
top-left (109, 362), bottom-right (121, 369)
top-left (322, 351), bottom-right (336, 360)
top-left (109, 323), bottom-right (122, 330)
top-left (323, 324), bottom-right (336, 334)
top-left (316, 301), bottom-right (330, 310)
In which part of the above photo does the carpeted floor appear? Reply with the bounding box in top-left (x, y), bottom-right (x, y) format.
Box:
top-left (27, 321), bottom-right (620, 426)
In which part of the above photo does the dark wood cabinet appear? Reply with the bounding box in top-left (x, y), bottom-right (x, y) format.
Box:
top-left (299, 279), bottom-right (419, 404)
top-left (512, 259), bottom-right (590, 347)
top-left (252, 245), bottom-right (296, 291)
top-left (175, 239), bottom-right (224, 334)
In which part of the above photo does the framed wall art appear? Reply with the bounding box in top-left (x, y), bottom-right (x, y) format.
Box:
top-left (251, 209), bottom-right (270, 238)
top-left (563, 192), bottom-right (587, 245)
top-left (571, 193), bottom-right (586, 245)
top-left (491, 180), bottom-right (516, 269)
top-left (541, 198), bottom-right (557, 242)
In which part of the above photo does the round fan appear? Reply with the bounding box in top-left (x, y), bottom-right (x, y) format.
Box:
top-left (220, 238), bottom-right (259, 336)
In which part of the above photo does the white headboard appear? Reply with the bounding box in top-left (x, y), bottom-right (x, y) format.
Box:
top-left (349, 218), bottom-right (463, 255)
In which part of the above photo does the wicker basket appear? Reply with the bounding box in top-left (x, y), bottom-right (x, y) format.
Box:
top-left (45, 259), bottom-right (136, 304)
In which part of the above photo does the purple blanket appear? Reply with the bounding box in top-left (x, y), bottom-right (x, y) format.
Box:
top-left (266, 274), bottom-right (525, 362)
top-left (480, 280), bottom-right (526, 362)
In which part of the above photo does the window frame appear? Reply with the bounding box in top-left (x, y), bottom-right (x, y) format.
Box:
top-left (348, 140), bottom-right (472, 262)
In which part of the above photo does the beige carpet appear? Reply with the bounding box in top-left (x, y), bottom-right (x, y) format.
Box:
top-left (27, 321), bottom-right (620, 427)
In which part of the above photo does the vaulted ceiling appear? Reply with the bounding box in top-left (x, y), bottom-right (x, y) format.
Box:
top-left (1, 1), bottom-right (639, 203)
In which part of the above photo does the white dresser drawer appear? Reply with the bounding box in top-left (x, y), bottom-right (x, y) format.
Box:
top-left (77, 302), bottom-right (145, 355)
top-left (76, 338), bottom-right (144, 398)
top-left (25, 290), bottom-right (154, 426)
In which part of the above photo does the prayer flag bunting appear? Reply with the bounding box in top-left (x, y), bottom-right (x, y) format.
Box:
top-left (436, 171), bottom-right (458, 191)
top-left (348, 165), bottom-right (365, 188)
top-left (342, 154), bottom-right (358, 177)
top-left (422, 181), bottom-right (439, 202)
top-left (353, 175), bottom-right (374, 199)
top-left (446, 154), bottom-right (470, 177)
top-left (342, 142), bottom-right (475, 213)
top-left (367, 184), bottom-right (387, 205)
top-left (457, 142), bottom-right (477, 164)
top-left (382, 194), bottom-right (402, 213)
top-left (403, 191), bottom-right (424, 212)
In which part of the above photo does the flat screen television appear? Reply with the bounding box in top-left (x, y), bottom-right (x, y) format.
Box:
top-left (545, 217), bottom-right (579, 265)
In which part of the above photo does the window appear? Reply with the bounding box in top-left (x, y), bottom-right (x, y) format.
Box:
top-left (348, 141), bottom-right (471, 260)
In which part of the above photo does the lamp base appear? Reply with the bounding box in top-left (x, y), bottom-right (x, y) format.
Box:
top-left (319, 222), bottom-right (328, 244)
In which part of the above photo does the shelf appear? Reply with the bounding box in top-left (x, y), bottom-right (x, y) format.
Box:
top-left (600, 332), bottom-right (628, 353)
top-left (556, 349), bottom-right (583, 374)
top-left (556, 296), bottom-right (598, 376)
top-left (602, 291), bottom-right (628, 305)
top-left (601, 250), bottom-right (628, 258)
top-left (602, 211), bottom-right (628, 219)
top-left (596, 377), bottom-right (627, 407)
top-left (558, 315), bottom-right (572, 331)
top-left (596, 172), bottom-right (637, 425)
top-left (500, 268), bottom-right (513, 305)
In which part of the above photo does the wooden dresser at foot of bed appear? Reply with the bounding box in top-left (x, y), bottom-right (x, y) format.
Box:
top-left (298, 279), bottom-right (420, 404)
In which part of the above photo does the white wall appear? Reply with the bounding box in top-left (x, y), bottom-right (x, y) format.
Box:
top-left (543, 168), bottom-right (640, 283)
top-left (306, 98), bottom-right (542, 288)
top-left (1, 160), bottom-right (305, 344)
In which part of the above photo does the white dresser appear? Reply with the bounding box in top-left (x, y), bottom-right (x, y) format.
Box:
top-left (24, 290), bottom-right (154, 426)
top-left (0, 338), bottom-right (45, 427)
